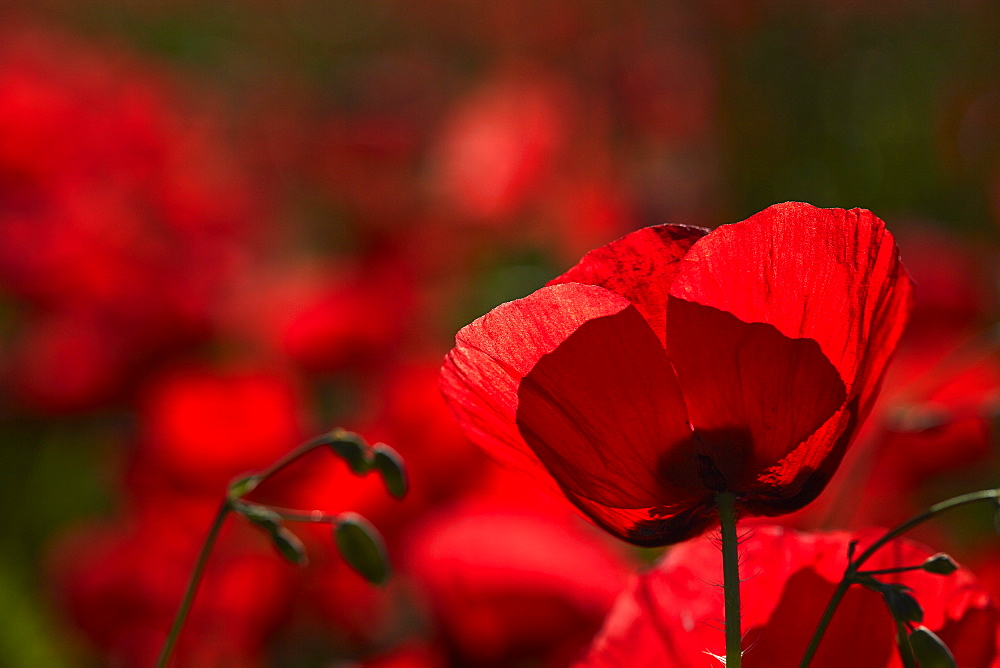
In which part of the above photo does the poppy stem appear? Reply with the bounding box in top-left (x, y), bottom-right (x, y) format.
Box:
top-left (154, 433), bottom-right (341, 667)
top-left (252, 434), bottom-right (334, 481)
top-left (234, 500), bottom-right (343, 525)
top-left (854, 564), bottom-right (924, 577)
top-left (894, 621), bottom-right (919, 668)
top-left (155, 500), bottom-right (231, 668)
top-left (799, 487), bottom-right (1000, 667)
top-left (717, 491), bottom-right (742, 668)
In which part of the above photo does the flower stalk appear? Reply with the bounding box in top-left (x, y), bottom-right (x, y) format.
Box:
top-left (717, 491), bottom-right (742, 668)
top-left (155, 500), bottom-right (231, 668)
top-left (799, 487), bottom-right (1000, 667)
top-left (154, 429), bottom-right (405, 668)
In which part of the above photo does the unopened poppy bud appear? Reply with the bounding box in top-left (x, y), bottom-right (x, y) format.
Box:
top-left (334, 512), bottom-right (390, 585)
top-left (271, 526), bottom-right (308, 566)
top-left (883, 585), bottom-right (923, 623)
top-left (327, 429), bottom-right (372, 474)
top-left (908, 626), bottom-right (956, 668)
top-left (239, 504), bottom-right (282, 533)
top-left (922, 553), bottom-right (958, 575)
top-left (372, 443), bottom-right (408, 498)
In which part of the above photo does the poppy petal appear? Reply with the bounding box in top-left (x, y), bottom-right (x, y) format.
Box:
top-left (666, 299), bottom-right (847, 489)
top-left (565, 498), bottom-right (718, 548)
top-left (667, 203), bottom-right (912, 506)
top-left (669, 202), bottom-right (913, 403)
top-left (549, 224), bottom-right (708, 347)
top-left (741, 402), bottom-right (858, 514)
top-left (516, 303), bottom-right (699, 508)
top-left (440, 283), bottom-right (639, 476)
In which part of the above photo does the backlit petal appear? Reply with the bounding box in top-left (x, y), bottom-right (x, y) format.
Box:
top-left (669, 202), bottom-right (912, 402)
top-left (440, 283), bottom-right (635, 476)
top-left (550, 224), bottom-right (708, 346)
top-left (667, 203), bottom-right (912, 505)
top-left (516, 304), bottom-right (699, 508)
top-left (666, 299), bottom-right (847, 489)
top-left (741, 403), bottom-right (857, 514)
top-left (564, 499), bottom-right (717, 548)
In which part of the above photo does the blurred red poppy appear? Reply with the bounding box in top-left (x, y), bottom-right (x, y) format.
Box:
top-left (404, 498), bottom-right (632, 667)
top-left (577, 524), bottom-right (1000, 667)
top-left (431, 70), bottom-right (570, 223)
top-left (0, 23), bottom-right (262, 412)
top-left (49, 503), bottom-right (295, 667)
top-left (441, 202), bottom-right (912, 545)
top-left (134, 365), bottom-right (306, 492)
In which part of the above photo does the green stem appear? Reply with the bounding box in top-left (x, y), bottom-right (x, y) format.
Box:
top-left (895, 621), bottom-right (919, 668)
top-left (156, 432), bottom-right (354, 666)
top-left (855, 565), bottom-right (923, 577)
top-left (798, 578), bottom-right (851, 668)
top-left (851, 488), bottom-right (999, 569)
top-left (717, 492), bottom-right (742, 668)
top-left (253, 435), bottom-right (331, 482)
top-left (799, 487), bottom-right (1000, 667)
top-left (235, 501), bottom-right (341, 525)
top-left (156, 501), bottom-right (231, 668)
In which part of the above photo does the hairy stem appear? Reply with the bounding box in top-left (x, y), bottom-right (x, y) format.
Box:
top-left (717, 492), bottom-right (742, 668)
top-left (855, 565), bottom-right (924, 577)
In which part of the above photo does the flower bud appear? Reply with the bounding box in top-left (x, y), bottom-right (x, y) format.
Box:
top-left (327, 429), bottom-right (372, 474)
top-left (334, 512), bottom-right (390, 585)
top-left (922, 553), bottom-right (958, 576)
top-left (372, 443), bottom-right (408, 499)
top-left (908, 626), bottom-right (956, 668)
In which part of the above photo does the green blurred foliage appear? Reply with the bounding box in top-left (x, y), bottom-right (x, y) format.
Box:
top-left (718, 2), bottom-right (1000, 228)
top-left (0, 420), bottom-right (115, 665)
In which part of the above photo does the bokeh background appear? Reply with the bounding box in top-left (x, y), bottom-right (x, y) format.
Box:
top-left (2, 1), bottom-right (1000, 666)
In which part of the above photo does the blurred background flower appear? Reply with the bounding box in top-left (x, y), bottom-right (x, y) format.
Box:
top-left (1, 1), bottom-right (999, 666)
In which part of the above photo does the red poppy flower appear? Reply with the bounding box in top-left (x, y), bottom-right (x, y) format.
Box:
top-left (432, 70), bottom-right (569, 223)
top-left (404, 498), bottom-right (632, 666)
top-left (441, 202), bottom-right (912, 546)
top-left (134, 365), bottom-right (305, 491)
top-left (48, 503), bottom-right (295, 667)
top-left (576, 525), bottom-right (1000, 667)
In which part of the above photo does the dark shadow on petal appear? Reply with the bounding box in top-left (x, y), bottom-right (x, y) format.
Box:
top-left (742, 397), bottom-right (860, 516)
top-left (544, 472), bottom-right (716, 548)
top-left (668, 298), bottom-right (847, 481)
top-left (624, 504), bottom-right (718, 547)
top-left (516, 307), bottom-right (699, 509)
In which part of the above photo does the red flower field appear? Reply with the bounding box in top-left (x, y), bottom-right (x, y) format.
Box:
top-left (0, 3), bottom-right (998, 666)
